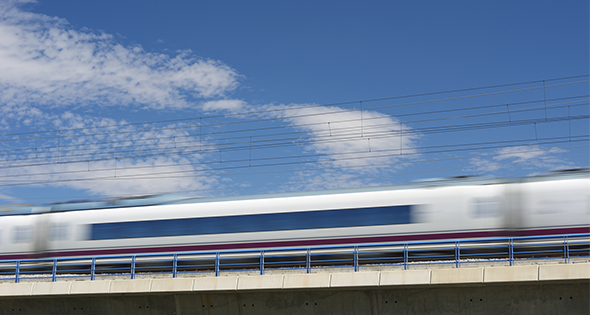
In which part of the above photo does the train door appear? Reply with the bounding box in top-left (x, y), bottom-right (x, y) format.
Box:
top-left (502, 183), bottom-right (524, 235)
top-left (32, 213), bottom-right (50, 256)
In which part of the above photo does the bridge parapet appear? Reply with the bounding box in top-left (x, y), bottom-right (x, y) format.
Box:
top-left (0, 263), bottom-right (587, 297)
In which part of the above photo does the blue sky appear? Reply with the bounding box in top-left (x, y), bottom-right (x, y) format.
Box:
top-left (0, 0), bottom-right (588, 204)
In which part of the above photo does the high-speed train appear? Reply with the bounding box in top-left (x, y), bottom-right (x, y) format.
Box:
top-left (0, 170), bottom-right (588, 260)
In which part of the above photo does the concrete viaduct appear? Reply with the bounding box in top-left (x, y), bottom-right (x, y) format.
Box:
top-left (0, 262), bottom-right (588, 314)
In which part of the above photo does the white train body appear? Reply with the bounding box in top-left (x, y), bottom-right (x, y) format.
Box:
top-left (0, 171), bottom-right (588, 259)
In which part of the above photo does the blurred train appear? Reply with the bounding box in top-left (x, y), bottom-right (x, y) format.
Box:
top-left (0, 170), bottom-right (588, 260)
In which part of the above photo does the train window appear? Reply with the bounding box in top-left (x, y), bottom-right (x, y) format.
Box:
top-left (13, 226), bottom-right (32, 243)
top-left (90, 205), bottom-right (416, 240)
top-left (49, 223), bottom-right (69, 241)
top-left (471, 197), bottom-right (500, 218)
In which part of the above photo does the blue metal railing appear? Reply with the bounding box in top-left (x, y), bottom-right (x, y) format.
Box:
top-left (0, 233), bottom-right (588, 283)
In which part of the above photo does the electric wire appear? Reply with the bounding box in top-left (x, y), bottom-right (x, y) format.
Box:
top-left (1, 141), bottom-right (587, 188)
top-left (1, 74), bottom-right (586, 139)
top-left (0, 134), bottom-right (586, 181)
top-left (0, 100), bottom-right (586, 167)
top-left (0, 78), bottom-right (586, 143)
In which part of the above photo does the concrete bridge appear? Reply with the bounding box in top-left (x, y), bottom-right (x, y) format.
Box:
top-left (0, 262), bottom-right (588, 314)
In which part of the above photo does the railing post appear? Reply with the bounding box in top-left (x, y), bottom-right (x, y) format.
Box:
top-left (173, 254), bottom-right (178, 278)
top-left (130, 256), bottom-right (136, 280)
top-left (52, 259), bottom-right (57, 282)
top-left (91, 258), bottom-right (96, 281)
top-left (215, 252), bottom-right (220, 277)
top-left (564, 236), bottom-right (570, 264)
top-left (403, 244), bottom-right (408, 270)
top-left (260, 250), bottom-right (265, 275)
top-left (509, 239), bottom-right (514, 266)
top-left (353, 246), bottom-right (359, 272)
top-left (306, 248), bottom-right (311, 274)
top-left (15, 261), bottom-right (20, 284)
top-left (455, 241), bottom-right (461, 268)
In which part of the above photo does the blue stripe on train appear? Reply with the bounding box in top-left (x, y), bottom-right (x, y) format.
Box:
top-left (90, 205), bottom-right (414, 240)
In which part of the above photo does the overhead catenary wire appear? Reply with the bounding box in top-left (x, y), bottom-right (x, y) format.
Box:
top-left (0, 143), bottom-right (586, 189)
top-left (0, 75), bottom-right (587, 203)
top-left (0, 134), bottom-right (586, 180)
top-left (1, 74), bottom-right (586, 139)
top-left (0, 138), bottom-right (587, 187)
top-left (150, 152), bottom-right (590, 197)
top-left (0, 111), bottom-right (586, 170)
top-left (1, 94), bottom-right (585, 158)
top-left (0, 98), bottom-right (586, 167)
top-left (17, 151), bottom-right (590, 203)
top-left (0, 78), bottom-right (586, 144)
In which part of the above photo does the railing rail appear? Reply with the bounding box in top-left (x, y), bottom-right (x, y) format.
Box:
top-left (0, 233), bottom-right (588, 283)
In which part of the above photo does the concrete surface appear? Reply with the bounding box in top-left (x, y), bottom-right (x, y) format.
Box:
top-left (70, 280), bottom-right (110, 295)
top-left (31, 282), bottom-right (71, 296)
top-left (283, 273), bottom-right (331, 289)
top-left (0, 263), bottom-right (587, 296)
top-left (539, 263), bottom-right (590, 280)
top-left (237, 274), bottom-right (284, 290)
top-left (431, 267), bottom-right (483, 284)
top-left (0, 282), bottom-right (587, 315)
top-left (484, 265), bottom-right (538, 283)
top-left (380, 269), bottom-right (430, 285)
top-left (151, 278), bottom-right (193, 292)
top-left (331, 271), bottom-right (380, 287)
top-left (0, 263), bottom-right (588, 314)
top-left (193, 275), bottom-right (238, 291)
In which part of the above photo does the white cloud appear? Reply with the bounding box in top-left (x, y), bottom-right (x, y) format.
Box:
top-left (0, 111), bottom-right (220, 197)
top-left (259, 104), bottom-right (419, 190)
top-left (494, 145), bottom-right (562, 163)
top-left (469, 145), bottom-right (574, 174)
top-left (275, 104), bottom-right (417, 167)
top-left (0, 1), bottom-right (422, 196)
top-left (202, 100), bottom-right (248, 113)
top-left (0, 1), bottom-right (240, 110)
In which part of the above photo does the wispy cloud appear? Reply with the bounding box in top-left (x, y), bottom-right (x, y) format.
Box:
top-left (202, 100), bottom-right (249, 113)
top-left (469, 145), bottom-right (574, 174)
top-left (261, 104), bottom-right (419, 190)
top-left (0, 111), bottom-right (220, 197)
top-left (277, 105), bottom-right (417, 166)
top-left (0, 0), bottom-right (240, 111)
top-left (0, 1), bottom-right (421, 198)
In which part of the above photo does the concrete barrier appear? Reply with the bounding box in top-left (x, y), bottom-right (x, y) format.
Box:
top-left (193, 275), bottom-right (238, 291)
top-left (70, 280), bottom-right (111, 295)
top-left (484, 265), bottom-right (538, 283)
top-left (0, 283), bottom-right (32, 296)
top-left (0, 263), bottom-right (587, 297)
top-left (380, 270), bottom-right (430, 286)
top-left (237, 274), bottom-right (284, 290)
top-left (150, 278), bottom-right (193, 292)
top-left (31, 282), bottom-right (71, 296)
top-left (110, 279), bottom-right (152, 293)
top-left (539, 263), bottom-right (590, 281)
top-left (283, 273), bottom-right (331, 289)
top-left (431, 267), bottom-right (483, 284)
top-left (330, 271), bottom-right (380, 287)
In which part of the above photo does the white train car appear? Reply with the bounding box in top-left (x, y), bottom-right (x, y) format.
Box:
top-left (0, 170), bottom-right (588, 260)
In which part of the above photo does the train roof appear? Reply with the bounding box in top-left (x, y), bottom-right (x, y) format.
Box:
top-left (170, 168), bottom-right (589, 205)
top-left (0, 168), bottom-right (587, 216)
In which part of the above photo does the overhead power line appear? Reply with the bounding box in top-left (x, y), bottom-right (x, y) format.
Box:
top-left (0, 75), bottom-right (586, 140)
top-left (0, 139), bottom-right (587, 187)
